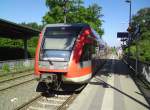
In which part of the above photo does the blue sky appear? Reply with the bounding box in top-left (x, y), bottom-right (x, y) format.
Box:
top-left (0, 0), bottom-right (150, 47)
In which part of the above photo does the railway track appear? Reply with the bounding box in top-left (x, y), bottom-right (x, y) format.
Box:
top-left (0, 72), bottom-right (35, 91)
top-left (0, 69), bottom-right (33, 77)
top-left (0, 72), bottom-right (33, 83)
top-left (15, 92), bottom-right (78, 110)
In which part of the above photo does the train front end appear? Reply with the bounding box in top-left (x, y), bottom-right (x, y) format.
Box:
top-left (34, 24), bottom-right (93, 90)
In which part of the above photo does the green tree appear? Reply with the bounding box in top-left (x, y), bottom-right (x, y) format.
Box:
top-left (43, 0), bottom-right (104, 36)
top-left (130, 8), bottom-right (150, 62)
top-left (20, 22), bottom-right (43, 30)
top-left (132, 8), bottom-right (150, 32)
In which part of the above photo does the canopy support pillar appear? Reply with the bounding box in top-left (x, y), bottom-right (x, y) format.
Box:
top-left (24, 37), bottom-right (28, 59)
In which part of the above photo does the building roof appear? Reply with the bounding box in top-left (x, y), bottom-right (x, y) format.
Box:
top-left (0, 18), bottom-right (40, 39)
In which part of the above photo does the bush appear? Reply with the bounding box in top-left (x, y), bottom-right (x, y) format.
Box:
top-left (2, 64), bottom-right (10, 73)
top-left (28, 48), bottom-right (36, 58)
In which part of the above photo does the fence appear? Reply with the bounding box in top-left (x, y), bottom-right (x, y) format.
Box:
top-left (124, 56), bottom-right (150, 83)
top-left (0, 59), bottom-right (34, 74)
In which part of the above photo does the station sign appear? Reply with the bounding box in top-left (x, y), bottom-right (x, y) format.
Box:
top-left (121, 38), bottom-right (128, 42)
top-left (117, 32), bottom-right (129, 38)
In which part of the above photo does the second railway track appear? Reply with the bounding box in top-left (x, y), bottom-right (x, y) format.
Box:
top-left (0, 72), bottom-right (35, 91)
top-left (0, 72), bottom-right (33, 83)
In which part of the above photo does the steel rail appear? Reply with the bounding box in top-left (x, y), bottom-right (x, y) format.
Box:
top-left (0, 78), bottom-right (36, 91)
top-left (57, 93), bottom-right (78, 110)
top-left (0, 72), bottom-right (33, 83)
top-left (14, 93), bottom-right (78, 110)
top-left (0, 69), bottom-right (33, 77)
top-left (14, 94), bottom-right (42, 110)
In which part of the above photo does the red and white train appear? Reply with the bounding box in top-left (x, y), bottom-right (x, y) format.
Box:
top-left (34, 23), bottom-right (107, 91)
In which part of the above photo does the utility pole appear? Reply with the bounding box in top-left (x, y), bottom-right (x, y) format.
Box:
top-left (135, 24), bottom-right (140, 76)
top-left (63, 0), bottom-right (68, 23)
top-left (135, 37), bottom-right (139, 75)
top-left (125, 0), bottom-right (132, 57)
top-left (77, 0), bottom-right (80, 22)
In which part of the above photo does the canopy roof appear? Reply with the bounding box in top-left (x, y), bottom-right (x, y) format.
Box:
top-left (0, 18), bottom-right (40, 39)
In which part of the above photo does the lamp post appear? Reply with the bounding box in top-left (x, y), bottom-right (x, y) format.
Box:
top-left (125, 0), bottom-right (132, 57)
top-left (126, 0), bottom-right (132, 26)
top-left (135, 24), bottom-right (140, 76)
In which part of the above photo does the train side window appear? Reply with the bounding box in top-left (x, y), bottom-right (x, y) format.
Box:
top-left (80, 44), bottom-right (92, 62)
top-left (91, 40), bottom-right (97, 54)
top-left (91, 40), bottom-right (99, 58)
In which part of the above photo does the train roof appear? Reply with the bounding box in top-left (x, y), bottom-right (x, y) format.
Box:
top-left (44, 23), bottom-right (90, 28)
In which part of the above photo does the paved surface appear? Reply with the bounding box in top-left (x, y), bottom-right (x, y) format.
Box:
top-left (68, 55), bottom-right (150, 110)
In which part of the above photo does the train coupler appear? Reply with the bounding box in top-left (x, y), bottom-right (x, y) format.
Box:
top-left (40, 73), bottom-right (58, 84)
top-left (36, 73), bottom-right (62, 92)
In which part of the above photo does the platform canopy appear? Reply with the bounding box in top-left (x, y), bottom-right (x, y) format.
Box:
top-left (0, 18), bottom-right (41, 59)
top-left (0, 18), bottom-right (40, 39)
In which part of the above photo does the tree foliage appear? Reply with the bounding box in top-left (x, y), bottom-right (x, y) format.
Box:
top-left (130, 8), bottom-right (150, 62)
top-left (0, 1), bottom-right (104, 60)
top-left (20, 22), bottom-right (43, 30)
top-left (43, 0), bottom-right (104, 36)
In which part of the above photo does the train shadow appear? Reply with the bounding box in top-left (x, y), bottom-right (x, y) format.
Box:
top-left (40, 84), bottom-right (84, 98)
top-left (89, 58), bottom-right (150, 109)
top-left (37, 82), bottom-right (85, 97)
top-left (94, 58), bottom-right (131, 76)
top-left (90, 77), bottom-right (150, 109)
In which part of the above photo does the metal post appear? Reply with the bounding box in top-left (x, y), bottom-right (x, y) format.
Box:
top-left (128, 34), bottom-right (131, 56)
top-left (63, 0), bottom-right (68, 24)
top-left (42, 20), bottom-right (45, 27)
top-left (64, 14), bottom-right (66, 24)
top-left (128, 0), bottom-right (131, 57)
top-left (24, 37), bottom-right (28, 59)
top-left (77, 0), bottom-right (80, 22)
top-left (135, 39), bottom-right (138, 76)
top-left (135, 24), bottom-right (140, 76)
top-left (126, 0), bottom-right (132, 57)
top-left (129, 1), bottom-right (132, 26)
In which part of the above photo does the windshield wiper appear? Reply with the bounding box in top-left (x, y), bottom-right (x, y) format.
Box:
top-left (45, 53), bottom-right (53, 65)
top-left (41, 48), bottom-right (53, 65)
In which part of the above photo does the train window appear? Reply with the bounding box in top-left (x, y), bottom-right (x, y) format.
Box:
top-left (80, 44), bottom-right (92, 62)
top-left (90, 40), bottom-right (98, 59)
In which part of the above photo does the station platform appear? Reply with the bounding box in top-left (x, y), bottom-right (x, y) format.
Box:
top-left (68, 55), bottom-right (150, 110)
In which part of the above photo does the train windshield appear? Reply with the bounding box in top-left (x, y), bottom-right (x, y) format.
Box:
top-left (43, 26), bottom-right (82, 50)
top-left (43, 37), bottom-right (76, 50)
top-left (40, 26), bottom-right (82, 61)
